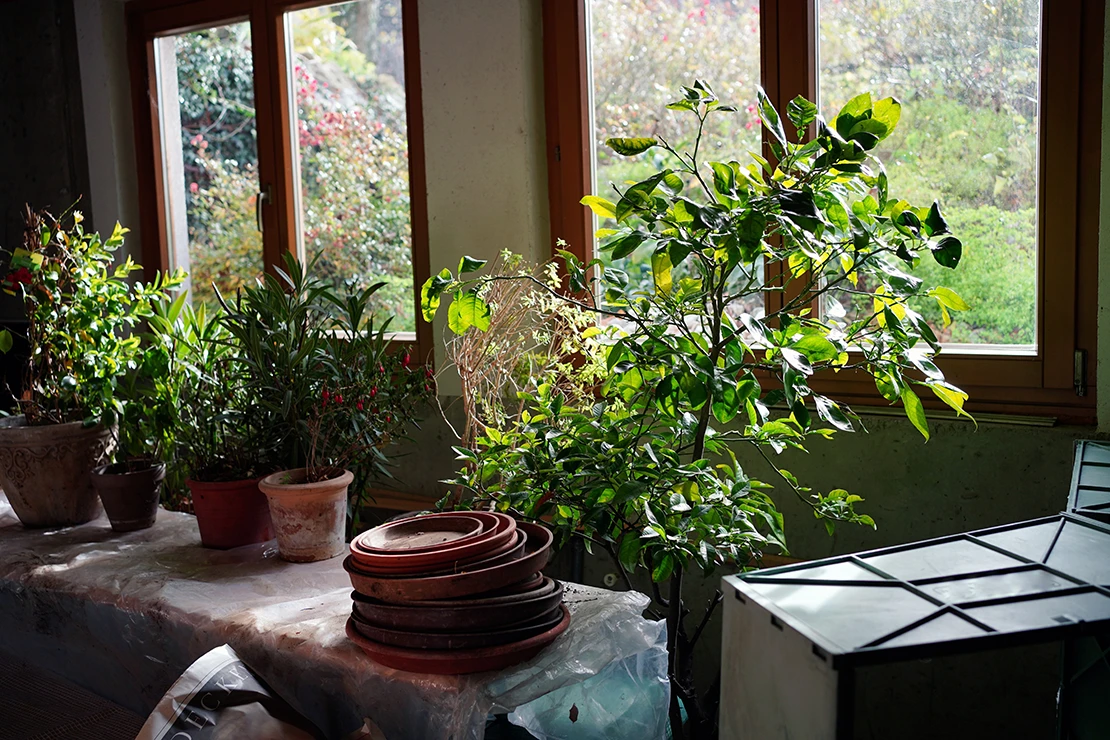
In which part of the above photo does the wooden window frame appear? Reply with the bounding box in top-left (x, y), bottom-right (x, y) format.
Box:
top-left (542, 0), bottom-right (1103, 423)
top-left (126, 0), bottom-right (432, 363)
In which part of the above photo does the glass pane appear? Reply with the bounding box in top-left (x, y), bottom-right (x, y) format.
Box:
top-left (589, 0), bottom-right (763, 317)
top-left (157, 22), bottom-right (264, 307)
top-left (818, 0), bottom-right (1041, 349)
top-left (287, 0), bottom-right (415, 334)
top-left (876, 612), bottom-right (986, 648)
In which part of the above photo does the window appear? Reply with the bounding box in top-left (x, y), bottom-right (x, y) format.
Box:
top-left (543, 0), bottom-right (1103, 421)
top-left (127, 0), bottom-right (430, 353)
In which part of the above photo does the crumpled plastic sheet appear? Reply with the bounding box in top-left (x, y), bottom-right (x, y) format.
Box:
top-left (0, 492), bottom-right (666, 739)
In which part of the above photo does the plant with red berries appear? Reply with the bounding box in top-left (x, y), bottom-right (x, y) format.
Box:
top-left (218, 254), bottom-right (429, 512)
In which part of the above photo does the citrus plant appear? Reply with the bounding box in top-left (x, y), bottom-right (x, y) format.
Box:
top-left (424, 82), bottom-right (972, 739)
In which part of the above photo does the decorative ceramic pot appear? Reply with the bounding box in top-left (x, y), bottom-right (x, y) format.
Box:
top-left (0, 415), bottom-right (113, 527)
top-left (258, 468), bottom-right (353, 562)
top-left (90, 461), bottom-right (166, 532)
top-left (187, 477), bottom-right (274, 549)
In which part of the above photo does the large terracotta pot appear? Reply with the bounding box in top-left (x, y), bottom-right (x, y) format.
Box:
top-left (90, 462), bottom-right (165, 532)
top-left (0, 416), bottom-right (113, 527)
top-left (259, 468), bottom-right (353, 563)
top-left (187, 477), bottom-right (274, 549)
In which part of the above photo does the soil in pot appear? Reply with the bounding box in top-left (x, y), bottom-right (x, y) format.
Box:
top-left (90, 461), bottom-right (166, 532)
top-left (0, 416), bottom-right (113, 527)
top-left (258, 468), bottom-right (352, 563)
top-left (187, 477), bottom-right (274, 549)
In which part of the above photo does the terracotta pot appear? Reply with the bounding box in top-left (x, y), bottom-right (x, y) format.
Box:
top-left (187, 477), bottom-right (274, 549)
top-left (90, 462), bottom-right (165, 532)
top-left (0, 416), bottom-right (113, 527)
top-left (259, 468), bottom-right (352, 563)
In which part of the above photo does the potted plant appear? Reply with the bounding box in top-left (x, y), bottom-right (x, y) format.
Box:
top-left (425, 84), bottom-right (972, 739)
top-left (221, 255), bottom-right (429, 562)
top-left (162, 300), bottom-right (278, 548)
top-left (0, 205), bottom-right (183, 528)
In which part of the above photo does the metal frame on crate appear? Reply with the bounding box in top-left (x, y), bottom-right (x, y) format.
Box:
top-left (731, 512), bottom-right (1110, 670)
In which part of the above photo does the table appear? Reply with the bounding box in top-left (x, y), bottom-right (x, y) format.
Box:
top-left (0, 494), bottom-right (658, 739)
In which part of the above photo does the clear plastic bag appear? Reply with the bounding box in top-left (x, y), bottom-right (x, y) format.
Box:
top-left (502, 588), bottom-right (670, 740)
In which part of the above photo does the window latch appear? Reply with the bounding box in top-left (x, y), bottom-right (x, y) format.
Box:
top-left (255, 185), bottom-right (272, 233)
top-left (1074, 349), bottom-right (1088, 397)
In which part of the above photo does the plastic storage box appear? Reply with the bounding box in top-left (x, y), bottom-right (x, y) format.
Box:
top-left (721, 514), bottom-right (1110, 739)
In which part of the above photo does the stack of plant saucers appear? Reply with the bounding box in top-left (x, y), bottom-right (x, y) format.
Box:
top-left (343, 511), bottom-right (569, 674)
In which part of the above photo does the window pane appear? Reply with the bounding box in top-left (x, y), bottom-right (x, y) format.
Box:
top-left (818, 0), bottom-right (1041, 349)
top-left (589, 0), bottom-right (763, 316)
top-left (157, 22), bottom-right (264, 307)
top-left (288, 0), bottom-right (415, 335)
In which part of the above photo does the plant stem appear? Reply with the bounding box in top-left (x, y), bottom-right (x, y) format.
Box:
top-left (667, 569), bottom-right (685, 740)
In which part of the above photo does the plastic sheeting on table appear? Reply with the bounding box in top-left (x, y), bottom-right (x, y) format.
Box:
top-left (0, 493), bottom-right (665, 739)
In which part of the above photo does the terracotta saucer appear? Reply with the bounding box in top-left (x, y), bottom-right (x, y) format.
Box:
top-left (349, 603), bottom-right (564, 650)
top-left (344, 521), bottom-right (554, 602)
top-left (351, 578), bottom-right (565, 632)
top-left (353, 511), bottom-right (509, 555)
top-left (348, 515), bottom-right (517, 572)
top-left (349, 529), bottom-right (526, 577)
top-left (345, 604), bottom-right (570, 675)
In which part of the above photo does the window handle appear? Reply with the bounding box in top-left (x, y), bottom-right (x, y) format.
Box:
top-left (256, 184), bottom-right (272, 233)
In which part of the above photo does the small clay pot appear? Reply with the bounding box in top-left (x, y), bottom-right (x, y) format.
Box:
top-left (90, 461), bottom-right (165, 532)
top-left (259, 468), bottom-right (353, 563)
top-left (188, 477), bottom-right (274, 549)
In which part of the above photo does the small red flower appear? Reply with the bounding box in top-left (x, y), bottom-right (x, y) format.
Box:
top-left (356, 400), bottom-right (364, 411)
top-left (322, 390), bottom-right (330, 401)
top-left (401, 352), bottom-right (411, 369)
top-left (369, 386), bottom-right (378, 398)
top-left (189, 182), bottom-right (199, 194)
top-left (386, 415), bottom-right (393, 424)
top-left (335, 394), bottom-right (343, 405)
top-left (424, 367), bottom-right (433, 379)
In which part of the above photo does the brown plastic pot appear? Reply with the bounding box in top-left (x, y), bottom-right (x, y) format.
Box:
top-left (259, 468), bottom-right (352, 563)
top-left (188, 477), bottom-right (274, 549)
top-left (90, 462), bottom-right (165, 532)
top-left (345, 605), bottom-right (571, 675)
top-left (0, 416), bottom-right (113, 527)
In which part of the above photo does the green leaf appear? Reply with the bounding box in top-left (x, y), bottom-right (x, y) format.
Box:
top-left (928, 381), bottom-right (976, 424)
top-left (669, 492), bottom-right (692, 513)
top-left (931, 236), bottom-right (963, 268)
top-left (787, 96), bottom-right (819, 133)
top-left (756, 86), bottom-right (787, 150)
top-left (709, 161), bottom-right (736, 197)
top-left (615, 171), bottom-right (668, 222)
top-left (924, 201), bottom-right (949, 236)
top-left (834, 92), bottom-right (872, 139)
top-left (581, 195), bottom-right (617, 219)
top-left (930, 286), bottom-right (971, 312)
top-left (618, 535), bottom-right (641, 571)
top-left (0, 329), bottom-right (11, 354)
top-left (447, 291), bottom-right (491, 334)
top-left (871, 97), bottom-right (902, 136)
top-left (606, 137), bottom-right (659, 156)
top-left (813, 395), bottom-right (854, 432)
top-left (790, 334), bottom-right (839, 363)
top-left (604, 231), bottom-right (645, 260)
top-left (458, 256), bottom-right (487, 275)
top-left (652, 552), bottom-right (675, 583)
top-left (651, 249), bottom-right (673, 294)
top-left (420, 268), bottom-right (452, 322)
top-left (901, 385), bottom-right (929, 441)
